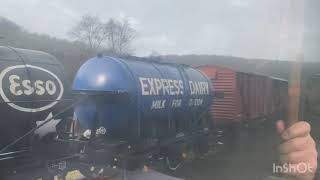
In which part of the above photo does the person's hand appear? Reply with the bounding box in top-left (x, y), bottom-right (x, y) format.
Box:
top-left (276, 120), bottom-right (318, 180)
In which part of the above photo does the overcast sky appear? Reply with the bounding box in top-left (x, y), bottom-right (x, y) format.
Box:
top-left (0, 0), bottom-right (318, 61)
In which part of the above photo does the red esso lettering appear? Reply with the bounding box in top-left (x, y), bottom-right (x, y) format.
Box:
top-left (9, 75), bottom-right (57, 96)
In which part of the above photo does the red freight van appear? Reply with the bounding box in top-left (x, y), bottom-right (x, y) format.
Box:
top-left (196, 65), bottom-right (288, 127)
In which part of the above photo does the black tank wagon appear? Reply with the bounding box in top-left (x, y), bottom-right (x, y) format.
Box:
top-left (0, 46), bottom-right (72, 176)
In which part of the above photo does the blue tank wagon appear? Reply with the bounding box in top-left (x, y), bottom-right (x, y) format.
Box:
top-left (71, 55), bottom-right (213, 169)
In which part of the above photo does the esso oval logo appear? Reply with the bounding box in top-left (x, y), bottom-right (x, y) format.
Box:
top-left (9, 75), bottom-right (57, 96)
top-left (0, 64), bottom-right (64, 112)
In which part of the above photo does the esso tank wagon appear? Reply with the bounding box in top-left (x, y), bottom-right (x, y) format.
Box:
top-left (0, 46), bottom-right (72, 177)
top-left (70, 55), bottom-right (213, 169)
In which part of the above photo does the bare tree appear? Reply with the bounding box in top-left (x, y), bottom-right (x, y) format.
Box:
top-left (69, 15), bottom-right (136, 56)
top-left (105, 18), bottom-right (136, 56)
top-left (68, 15), bottom-right (106, 51)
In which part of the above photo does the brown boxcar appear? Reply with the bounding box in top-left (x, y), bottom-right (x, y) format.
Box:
top-left (269, 76), bottom-right (288, 121)
top-left (196, 65), bottom-right (288, 126)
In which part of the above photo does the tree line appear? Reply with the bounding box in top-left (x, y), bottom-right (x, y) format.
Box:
top-left (0, 15), bottom-right (137, 81)
top-left (69, 15), bottom-right (136, 56)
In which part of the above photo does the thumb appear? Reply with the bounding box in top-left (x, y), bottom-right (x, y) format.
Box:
top-left (276, 120), bottom-right (285, 134)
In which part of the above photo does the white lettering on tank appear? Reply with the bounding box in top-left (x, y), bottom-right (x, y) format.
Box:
top-left (167, 79), bottom-right (174, 95)
top-left (8, 75), bottom-right (59, 97)
top-left (151, 100), bottom-right (166, 109)
top-left (140, 78), bottom-right (210, 96)
top-left (172, 99), bottom-right (182, 108)
top-left (9, 75), bottom-right (23, 96)
top-left (173, 80), bottom-right (179, 95)
top-left (22, 80), bottom-right (34, 95)
top-left (161, 79), bottom-right (169, 95)
top-left (154, 78), bottom-right (162, 95)
top-left (189, 98), bottom-right (204, 106)
top-left (35, 80), bottom-right (45, 95)
top-left (189, 81), bottom-right (209, 95)
top-left (46, 80), bottom-right (56, 95)
top-left (179, 80), bottom-right (184, 95)
top-left (147, 78), bottom-right (156, 95)
top-left (189, 81), bottom-right (195, 95)
top-left (139, 77), bottom-right (149, 95)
